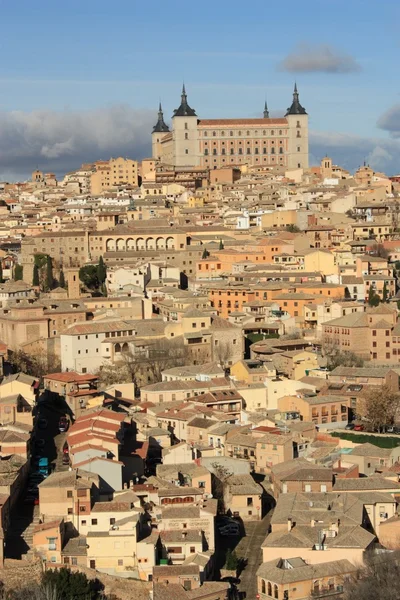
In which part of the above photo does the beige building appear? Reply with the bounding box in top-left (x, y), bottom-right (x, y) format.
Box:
top-left (90, 157), bottom-right (138, 195)
top-left (152, 85), bottom-right (309, 170)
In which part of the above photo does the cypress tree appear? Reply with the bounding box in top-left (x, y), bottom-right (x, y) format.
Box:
top-left (14, 264), bottom-right (23, 281)
top-left (97, 256), bottom-right (107, 285)
top-left (59, 269), bottom-right (66, 288)
top-left (45, 255), bottom-right (54, 291)
top-left (32, 264), bottom-right (40, 287)
top-left (219, 239), bottom-right (224, 250)
top-left (382, 282), bottom-right (389, 303)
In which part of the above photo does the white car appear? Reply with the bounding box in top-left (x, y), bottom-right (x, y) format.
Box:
top-left (219, 524), bottom-right (240, 536)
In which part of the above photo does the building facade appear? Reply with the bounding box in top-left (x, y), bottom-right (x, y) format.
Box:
top-left (152, 85), bottom-right (309, 170)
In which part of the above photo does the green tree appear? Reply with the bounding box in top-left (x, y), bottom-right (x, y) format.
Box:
top-left (219, 239), bottom-right (224, 250)
top-left (344, 287), bottom-right (351, 299)
top-left (397, 300), bottom-right (400, 311)
top-left (41, 567), bottom-right (99, 600)
top-left (79, 265), bottom-right (99, 289)
top-left (44, 255), bottom-right (54, 291)
top-left (286, 224), bottom-right (301, 233)
top-left (97, 256), bottom-right (107, 285)
top-left (59, 269), bottom-right (66, 289)
top-left (225, 548), bottom-right (239, 571)
top-left (0, 263), bottom-right (4, 284)
top-left (32, 264), bottom-right (40, 287)
top-left (14, 264), bottom-right (23, 281)
top-left (368, 286), bottom-right (380, 307)
top-left (395, 260), bottom-right (400, 272)
top-left (382, 282), bottom-right (389, 303)
top-left (202, 247), bottom-right (210, 259)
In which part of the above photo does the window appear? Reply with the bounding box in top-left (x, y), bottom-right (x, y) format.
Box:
top-left (91, 519), bottom-right (98, 525)
top-left (110, 518), bottom-right (116, 525)
top-left (67, 491), bottom-right (73, 499)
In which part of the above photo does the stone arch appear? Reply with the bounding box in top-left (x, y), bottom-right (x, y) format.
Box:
top-left (166, 236), bottom-right (175, 249)
top-left (122, 342), bottom-right (129, 353)
top-left (146, 237), bottom-right (155, 250)
top-left (116, 238), bottom-right (125, 252)
top-left (126, 238), bottom-right (135, 251)
top-left (136, 237), bottom-right (145, 251)
top-left (261, 580), bottom-right (266, 594)
top-left (114, 343), bottom-right (121, 354)
top-left (106, 238), bottom-right (116, 252)
top-left (156, 237), bottom-right (165, 250)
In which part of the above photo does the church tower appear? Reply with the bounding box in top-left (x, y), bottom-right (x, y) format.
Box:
top-left (151, 102), bottom-right (170, 161)
top-left (171, 84), bottom-right (199, 167)
top-left (285, 83), bottom-right (309, 170)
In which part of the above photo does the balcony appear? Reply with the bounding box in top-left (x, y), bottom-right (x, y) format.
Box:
top-left (311, 585), bottom-right (344, 598)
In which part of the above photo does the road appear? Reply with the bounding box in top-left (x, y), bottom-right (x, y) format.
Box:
top-left (235, 512), bottom-right (273, 600)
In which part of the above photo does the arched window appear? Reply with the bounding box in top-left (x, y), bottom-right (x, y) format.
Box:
top-left (230, 148), bottom-right (234, 155)
top-left (230, 131), bottom-right (233, 136)
top-left (221, 131), bottom-right (225, 136)
top-left (268, 582), bottom-right (272, 596)
top-left (274, 585), bottom-right (278, 599)
top-left (279, 147), bottom-right (283, 154)
top-left (271, 130), bottom-right (274, 135)
top-left (246, 130), bottom-right (250, 135)
top-left (213, 149), bottom-right (217, 155)
top-left (263, 130), bottom-right (266, 135)
top-left (204, 149), bottom-right (209, 156)
top-left (261, 580), bottom-right (266, 594)
top-left (204, 131), bottom-right (208, 137)
top-left (279, 129), bottom-right (282, 135)
top-left (212, 131), bottom-right (216, 137)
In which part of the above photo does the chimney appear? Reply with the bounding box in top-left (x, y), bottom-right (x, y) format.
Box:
top-left (182, 531), bottom-right (187, 539)
top-left (310, 519), bottom-right (315, 528)
top-left (288, 517), bottom-right (292, 532)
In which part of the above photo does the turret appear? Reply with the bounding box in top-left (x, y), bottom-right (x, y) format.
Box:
top-left (151, 102), bottom-right (170, 161)
top-left (285, 83), bottom-right (309, 170)
top-left (263, 100), bottom-right (269, 119)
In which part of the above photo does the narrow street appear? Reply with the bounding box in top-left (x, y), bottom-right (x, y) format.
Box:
top-left (235, 512), bottom-right (273, 600)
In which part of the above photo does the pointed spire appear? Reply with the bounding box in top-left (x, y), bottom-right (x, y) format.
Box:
top-left (263, 99), bottom-right (269, 119)
top-left (285, 83), bottom-right (307, 116)
top-left (152, 100), bottom-right (170, 133)
top-left (173, 84), bottom-right (197, 117)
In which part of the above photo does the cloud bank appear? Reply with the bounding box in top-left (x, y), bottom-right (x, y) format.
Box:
top-left (279, 43), bottom-right (361, 74)
top-left (0, 104), bottom-right (400, 181)
top-left (0, 105), bottom-right (154, 181)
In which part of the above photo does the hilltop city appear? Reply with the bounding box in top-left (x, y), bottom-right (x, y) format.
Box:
top-left (0, 85), bottom-right (399, 598)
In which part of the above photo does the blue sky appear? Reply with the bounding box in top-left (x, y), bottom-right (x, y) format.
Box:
top-left (0, 0), bottom-right (400, 178)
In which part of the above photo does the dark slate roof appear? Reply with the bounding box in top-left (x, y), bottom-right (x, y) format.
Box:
top-left (285, 83), bottom-right (307, 116)
top-left (153, 103), bottom-right (170, 133)
top-left (173, 85), bottom-right (197, 117)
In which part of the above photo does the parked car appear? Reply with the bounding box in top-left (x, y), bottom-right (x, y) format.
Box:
top-left (38, 418), bottom-right (48, 430)
top-left (63, 442), bottom-right (69, 455)
top-left (59, 417), bottom-right (69, 433)
top-left (62, 454), bottom-right (70, 465)
top-left (345, 423), bottom-right (355, 430)
top-left (35, 439), bottom-right (46, 449)
top-left (353, 424), bottom-right (364, 431)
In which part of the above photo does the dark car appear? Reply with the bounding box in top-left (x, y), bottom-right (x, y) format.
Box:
top-left (345, 423), bottom-right (355, 430)
top-left (59, 417), bottom-right (69, 433)
top-left (38, 418), bottom-right (48, 430)
top-left (62, 454), bottom-right (70, 465)
top-left (63, 442), bottom-right (69, 455)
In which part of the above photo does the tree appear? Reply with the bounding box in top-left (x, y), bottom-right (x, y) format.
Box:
top-left (214, 341), bottom-right (234, 369)
top-left (32, 264), bottom-right (40, 287)
top-left (59, 269), bottom-right (66, 289)
top-left (210, 462), bottom-right (232, 513)
top-left (0, 263), bottom-right (3, 284)
top-left (344, 287), bottom-right (351, 299)
top-left (285, 224), bottom-right (300, 233)
top-left (202, 248), bottom-right (210, 259)
top-left (382, 282), bottom-right (389, 303)
top-left (219, 239), bottom-right (224, 250)
top-left (343, 552), bottom-right (400, 600)
top-left (41, 567), bottom-right (100, 600)
top-left (97, 256), bottom-right (107, 285)
top-left (358, 385), bottom-right (400, 432)
top-left (370, 243), bottom-right (389, 259)
top-left (395, 260), bottom-right (400, 272)
top-left (14, 264), bottom-right (23, 281)
top-left (9, 349), bottom-right (61, 379)
top-left (323, 345), bottom-right (364, 371)
top-left (225, 548), bottom-right (239, 571)
top-left (44, 256), bottom-right (54, 291)
top-left (368, 286), bottom-right (380, 307)
top-left (79, 265), bottom-right (99, 290)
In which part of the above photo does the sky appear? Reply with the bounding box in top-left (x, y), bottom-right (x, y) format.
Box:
top-left (0, 0), bottom-right (400, 180)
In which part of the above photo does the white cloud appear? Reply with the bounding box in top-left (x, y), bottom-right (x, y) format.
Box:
top-left (377, 104), bottom-right (400, 138)
top-left (0, 105), bottom-right (154, 180)
top-left (279, 43), bottom-right (361, 74)
top-left (309, 130), bottom-right (400, 174)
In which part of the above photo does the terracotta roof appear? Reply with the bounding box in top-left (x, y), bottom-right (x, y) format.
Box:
top-left (198, 118), bottom-right (287, 126)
